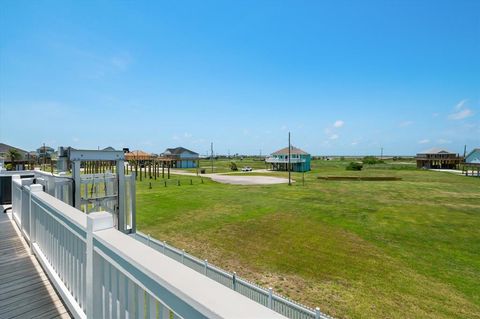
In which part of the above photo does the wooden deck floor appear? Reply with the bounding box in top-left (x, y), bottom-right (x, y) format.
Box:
top-left (0, 210), bottom-right (72, 319)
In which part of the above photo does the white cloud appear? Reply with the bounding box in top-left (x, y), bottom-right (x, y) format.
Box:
top-left (454, 99), bottom-right (468, 110)
top-left (324, 121), bottom-right (344, 141)
top-left (399, 120), bottom-right (414, 127)
top-left (448, 99), bottom-right (474, 120)
top-left (418, 139), bottom-right (430, 144)
top-left (448, 108), bottom-right (473, 120)
top-left (351, 141), bottom-right (359, 146)
top-left (183, 132), bottom-right (192, 138)
top-left (329, 134), bottom-right (339, 140)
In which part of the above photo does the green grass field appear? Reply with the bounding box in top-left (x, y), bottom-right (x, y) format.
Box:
top-left (135, 159), bottom-right (480, 319)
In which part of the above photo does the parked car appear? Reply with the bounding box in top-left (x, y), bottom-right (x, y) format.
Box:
top-left (241, 166), bottom-right (252, 172)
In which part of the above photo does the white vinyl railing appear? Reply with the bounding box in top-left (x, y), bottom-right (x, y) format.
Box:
top-left (10, 175), bottom-right (287, 319)
top-left (133, 232), bottom-right (332, 319)
top-left (265, 157), bottom-right (306, 164)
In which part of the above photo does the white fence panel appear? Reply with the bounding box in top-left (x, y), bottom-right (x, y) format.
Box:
top-left (32, 193), bottom-right (88, 312)
top-left (8, 176), bottom-right (286, 319)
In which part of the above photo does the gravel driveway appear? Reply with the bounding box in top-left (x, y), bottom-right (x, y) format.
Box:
top-left (170, 169), bottom-right (291, 185)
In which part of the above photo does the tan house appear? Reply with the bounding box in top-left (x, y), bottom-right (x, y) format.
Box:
top-left (416, 148), bottom-right (462, 169)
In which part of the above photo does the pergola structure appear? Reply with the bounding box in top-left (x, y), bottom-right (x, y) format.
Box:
top-left (125, 150), bottom-right (178, 180)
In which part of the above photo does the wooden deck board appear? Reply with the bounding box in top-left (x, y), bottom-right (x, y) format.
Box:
top-left (0, 212), bottom-right (72, 319)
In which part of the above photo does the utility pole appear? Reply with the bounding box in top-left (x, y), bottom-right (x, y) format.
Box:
top-left (380, 147), bottom-right (384, 160)
top-left (288, 132), bottom-right (291, 186)
top-left (43, 143), bottom-right (46, 171)
top-left (211, 142), bottom-right (214, 173)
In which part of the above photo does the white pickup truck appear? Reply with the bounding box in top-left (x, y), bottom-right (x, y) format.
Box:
top-left (241, 166), bottom-right (253, 172)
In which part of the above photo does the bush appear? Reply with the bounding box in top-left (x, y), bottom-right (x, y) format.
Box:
top-left (230, 162), bottom-right (238, 171)
top-left (363, 156), bottom-right (384, 165)
top-left (5, 163), bottom-right (13, 171)
top-left (346, 162), bottom-right (363, 171)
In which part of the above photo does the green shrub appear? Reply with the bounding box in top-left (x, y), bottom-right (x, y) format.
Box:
top-left (363, 156), bottom-right (384, 165)
top-left (346, 162), bottom-right (363, 171)
top-left (230, 162), bottom-right (238, 171)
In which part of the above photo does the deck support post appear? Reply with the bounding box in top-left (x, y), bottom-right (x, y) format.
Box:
top-left (86, 212), bottom-right (114, 318)
top-left (29, 184), bottom-right (43, 254)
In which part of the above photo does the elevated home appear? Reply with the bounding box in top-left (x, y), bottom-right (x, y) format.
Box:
top-left (415, 148), bottom-right (462, 169)
top-left (465, 148), bottom-right (480, 164)
top-left (0, 142), bottom-right (27, 159)
top-left (463, 148), bottom-right (480, 177)
top-left (36, 145), bottom-right (55, 163)
top-left (161, 147), bottom-right (199, 168)
top-left (0, 142), bottom-right (28, 170)
top-left (266, 146), bottom-right (311, 172)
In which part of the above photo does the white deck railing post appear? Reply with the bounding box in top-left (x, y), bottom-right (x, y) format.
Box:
top-left (29, 184), bottom-right (43, 254)
top-left (315, 307), bottom-right (321, 319)
top-left (11, 175), bottom-right (21, 224)
top-left (268, 287), bottom-right (273, 308)
top-left (86, 211), bottom-right (114, 318)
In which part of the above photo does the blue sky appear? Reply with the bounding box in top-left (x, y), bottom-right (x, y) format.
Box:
top-left (1, 0), bottom-right (479, 155)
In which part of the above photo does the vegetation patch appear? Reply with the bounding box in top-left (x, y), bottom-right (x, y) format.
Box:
top-left (346, 162), bottom-right (363, 171)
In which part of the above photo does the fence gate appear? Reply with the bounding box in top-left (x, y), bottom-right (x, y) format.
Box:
top-left (59, 148), bottom-right (135, 233)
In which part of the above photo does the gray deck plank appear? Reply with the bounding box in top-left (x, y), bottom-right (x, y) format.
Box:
top-left (0, 212), bottom-right (72, 318)
top-left (0, 282), bottom-right (60, 308)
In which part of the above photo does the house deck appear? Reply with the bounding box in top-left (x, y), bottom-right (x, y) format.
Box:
top-left (0, 208), bottom-right (71, 319)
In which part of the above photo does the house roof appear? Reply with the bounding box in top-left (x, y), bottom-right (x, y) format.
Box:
top-left (164, 147), bottom-right (198, 155)
top-left (0, 143), bottom-right (27, 155)
top-left (418, 147), bottom-right (455, 155)
top-left (271, 146), bottom-right (309, 156)
top-left (465, 148), bottom-right (480, 161)
top-left (128, 150), bottom-right (152, 156)
top-left (125, 150), bottom-right (154, 160)
top-left (102, 146), bottom-right (116, 151)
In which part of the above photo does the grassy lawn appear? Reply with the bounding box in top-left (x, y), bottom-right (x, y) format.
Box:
top-left (135, 159), bottom-right (480, 319)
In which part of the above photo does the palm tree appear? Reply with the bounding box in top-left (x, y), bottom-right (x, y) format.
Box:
top-left (7, 148), bottom-right (21, 171)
